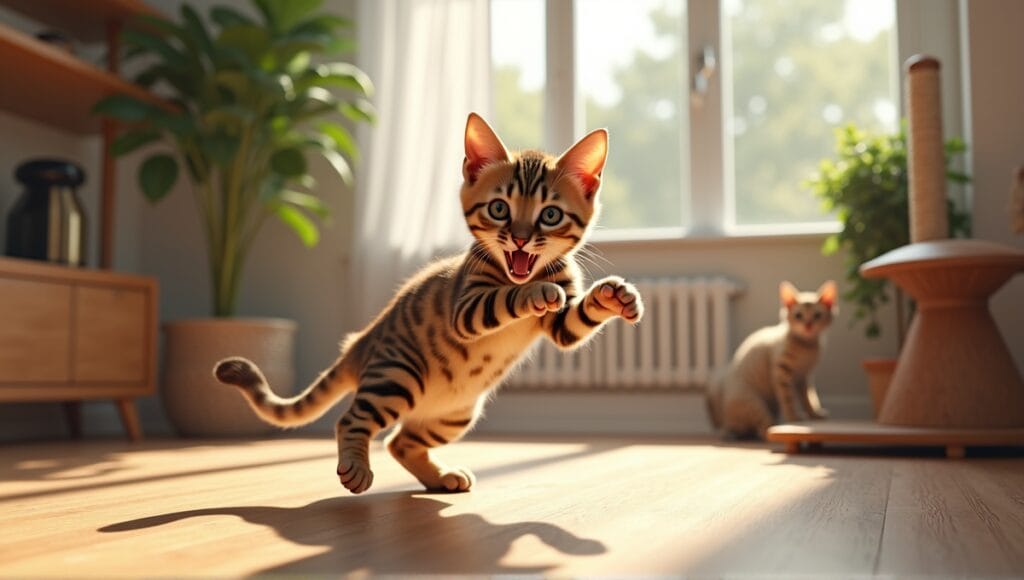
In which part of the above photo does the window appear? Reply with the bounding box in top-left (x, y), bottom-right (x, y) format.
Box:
top-left (490, 0), bottom-right (546, 151)
top-left (490, 0), bottom-right (900, 237)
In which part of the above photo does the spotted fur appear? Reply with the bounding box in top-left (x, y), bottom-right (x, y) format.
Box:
top-left (706, 281), bottom-right (837, 439)
top-left (214, 113), bottom-right (644, 494)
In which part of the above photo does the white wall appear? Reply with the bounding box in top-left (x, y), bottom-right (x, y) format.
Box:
top-left (960, 0), bottom-right (1024, 372)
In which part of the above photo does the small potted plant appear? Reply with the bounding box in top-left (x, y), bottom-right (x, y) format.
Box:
top-left (807, 123), bottom-right (970, 417)
top-left (95, 0), bottom-right (373, 435)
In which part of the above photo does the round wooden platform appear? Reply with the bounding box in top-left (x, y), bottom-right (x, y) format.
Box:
top-left (766, 420), bottom-right (1024, 458)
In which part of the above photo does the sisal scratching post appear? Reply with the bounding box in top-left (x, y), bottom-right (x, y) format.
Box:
top-left (905, 56), bottom-right (949, 242)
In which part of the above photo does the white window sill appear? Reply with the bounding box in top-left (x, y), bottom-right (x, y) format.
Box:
top-left (588, 222), bottom-right (840, 249)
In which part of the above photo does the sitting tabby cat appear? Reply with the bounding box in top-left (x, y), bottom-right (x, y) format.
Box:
top-left (706, 281), bottom-right (836, 439)
top-left (214, 113), bottom-right (643, 494)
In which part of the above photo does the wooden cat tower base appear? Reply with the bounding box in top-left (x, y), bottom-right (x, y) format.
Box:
top-left (768, 56), bottom-right (1024, 458)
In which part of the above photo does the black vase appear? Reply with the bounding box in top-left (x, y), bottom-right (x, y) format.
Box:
top-left (5, 159), bottom-right (87, 266)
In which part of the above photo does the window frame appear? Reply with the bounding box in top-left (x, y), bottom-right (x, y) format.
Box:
top-left (530, 0), bottom-right (962, 243)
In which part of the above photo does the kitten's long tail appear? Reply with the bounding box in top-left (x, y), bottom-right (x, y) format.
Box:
top-left (213, 352), bottom-right (357, 429)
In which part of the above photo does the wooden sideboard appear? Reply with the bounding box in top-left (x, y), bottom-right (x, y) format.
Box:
top-left (0, 257), bottom-right (157, 440)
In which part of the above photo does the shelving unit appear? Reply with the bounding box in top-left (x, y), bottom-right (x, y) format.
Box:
top-left (0, 20), bottom-right (164, 134)
top-left (0, 0), bottom-right (163, 440)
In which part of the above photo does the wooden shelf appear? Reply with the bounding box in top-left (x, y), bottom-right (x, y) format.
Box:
top-left (0, 20), bottom-right (167, 135)
top-left (0, 0), bottom-right (158, 42)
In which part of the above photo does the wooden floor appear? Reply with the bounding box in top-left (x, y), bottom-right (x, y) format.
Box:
top-left (2, 436), bottom-right (1024, 577)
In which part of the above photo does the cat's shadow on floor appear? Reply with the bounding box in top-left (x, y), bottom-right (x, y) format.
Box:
top-left (100, 490), bottom-right (606, 575)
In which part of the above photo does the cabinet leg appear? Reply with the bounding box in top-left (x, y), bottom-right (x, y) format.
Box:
top-left (116, 399), bottom-right (143, 442)
top-left (63, 402), bottom-right (82, 439)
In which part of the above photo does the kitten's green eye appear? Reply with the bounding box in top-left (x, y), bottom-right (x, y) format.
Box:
top-left (539, 206), bottom-right (563, 226)
top-left (488, 199), bottom-right (510, 220)
top-left (813, 311), bottom-right (822, 320)
top-left (794, 311), bottom-right (804, 321)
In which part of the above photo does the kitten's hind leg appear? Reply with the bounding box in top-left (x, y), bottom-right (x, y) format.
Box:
top-left (722, 391), bottom-right (775, 440)
top-left (335, 377), bottom-right (420, 494)
top-left (387, 409), bottom-right (478, 492)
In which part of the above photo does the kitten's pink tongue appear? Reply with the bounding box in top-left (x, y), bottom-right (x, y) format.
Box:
top-left (511, 250), bottom-right (531, 276)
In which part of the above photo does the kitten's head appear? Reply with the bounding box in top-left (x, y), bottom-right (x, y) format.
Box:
top-left (459, 113), bottom-right (608, 284)
top-left (779, 281), bottom-right (837, 341)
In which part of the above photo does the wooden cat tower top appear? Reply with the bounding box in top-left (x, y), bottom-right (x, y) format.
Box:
top-left (768, 55), bottom-right (1024, 457)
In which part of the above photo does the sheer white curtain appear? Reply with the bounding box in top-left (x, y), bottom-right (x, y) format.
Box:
top-left (353, 0), bottom-right (491, 322)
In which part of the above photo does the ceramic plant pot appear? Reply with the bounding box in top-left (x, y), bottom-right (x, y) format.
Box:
top-left (862, 357), bottom-right (898, 420)
top-left (162, 318), bottom-right (297, 437)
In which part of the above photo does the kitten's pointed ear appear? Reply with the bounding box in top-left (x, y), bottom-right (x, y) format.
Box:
top-left (780, 281), bottom-right (799, 308)
top-left (817, 280), bottom-right (838, 308)
top-left (464, 113), bottom-right (509, 185)
top-left (556, 129), bottom-right (608, 201)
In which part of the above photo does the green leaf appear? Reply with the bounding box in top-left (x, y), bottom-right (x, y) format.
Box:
top-left (203, 106), bottom-right (254, 131)
top-left (255, 0), bottom-right (325, 32)
top-left (121, 27), bottom-right (190, 69)
top-left (320, 148), bottom-right (353, 186)
top-left (216, 24), bottom-right (272, 63)
top-left (139, 154), bottom-right (179, 202)
top-left (326, 36), bottom-right (357, 55)
top-left (151, 110), bottom-right (196, 137)
top-left (273, 204), bottom-right (319, 247)
top-left (300, 63), bottom-right (374, 96)
top-left (200, 134), bottom-right (240, 165)
top-left (131, 15), bottom-right (188, 44)
top-left (279, 190), bottom-right (329, 219)
top-left (180, 5), bottom-right (215, 58)
top-left (340, 99), bottom-right (376, 125)
top-left (289, 14), bottom-right (351, 36)
top-left (93, 95), bottom-right (160, 121)
top-left (213, 70), bottom-right (250, 97)
top-left (319, 122), bottom-right (359, 161)
top-left (821, 234), bottom-right (840, 256)
top-left (946, 170), bottom-right (970, 184)
top-left (111, 130), bottom-right (162, 156)
top-left (210, 6), bottom-right (255, 28)
top-left (271, 148), bottom-right (307, 177)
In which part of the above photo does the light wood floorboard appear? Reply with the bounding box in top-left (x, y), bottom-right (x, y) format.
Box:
top-left (1, 436), bottom-right (1022, 576)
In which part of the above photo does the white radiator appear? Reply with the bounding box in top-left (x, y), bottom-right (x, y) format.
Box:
top-left (508, 277), bottom-right (743, 390)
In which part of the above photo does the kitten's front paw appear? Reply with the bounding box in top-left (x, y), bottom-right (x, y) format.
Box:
top-left (519, 282), bottom-right (566, 317)
top-left (337, 457), bottom-right (374, 494)
top-left (591, 277), bottom-right (644, 324)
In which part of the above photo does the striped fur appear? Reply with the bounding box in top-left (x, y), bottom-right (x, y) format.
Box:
top-left (214, 113), bottom-right (644, 494)
top-left (706, 281), bottom-right (837, 439)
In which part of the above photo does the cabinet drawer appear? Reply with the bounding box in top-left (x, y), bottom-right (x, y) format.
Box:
top-left (73, 286), bottom-right (146, 383)
top-left (0, 278), bottom-right (72, 382)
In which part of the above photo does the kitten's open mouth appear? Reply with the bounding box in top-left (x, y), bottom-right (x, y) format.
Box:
top-left (503, 250), bottom-right (538, 282)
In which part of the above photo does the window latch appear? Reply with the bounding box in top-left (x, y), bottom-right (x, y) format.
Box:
top-left (692, 45), bottom-right (717, 102)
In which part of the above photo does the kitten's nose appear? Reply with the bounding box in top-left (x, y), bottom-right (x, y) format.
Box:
top-left (512, 237), bottom-right (528, 249)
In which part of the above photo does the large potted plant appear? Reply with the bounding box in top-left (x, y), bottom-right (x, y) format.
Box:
top-left (807, 124), bottom-right (969, 417)
top-left (95, 0), bottom-right (373, 435)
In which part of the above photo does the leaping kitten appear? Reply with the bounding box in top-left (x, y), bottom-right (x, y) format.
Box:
top-left (706, 281), bottom-right (836, 439)
top-left (214, 113), bottom-right (643, 494)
